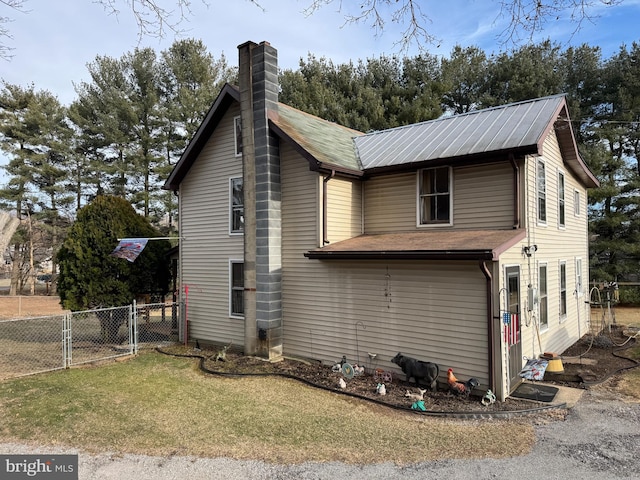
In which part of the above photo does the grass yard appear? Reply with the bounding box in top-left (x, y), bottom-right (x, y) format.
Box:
top-left (0, 351), bottom-right (538, 465)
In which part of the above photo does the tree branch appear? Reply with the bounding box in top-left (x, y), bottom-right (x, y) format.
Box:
top-left (303, 0), bottom-right (438, 52)
top-left (1, 0), bottom-right (28, 60)
top-left (497, 0), bottom-right (624, 45)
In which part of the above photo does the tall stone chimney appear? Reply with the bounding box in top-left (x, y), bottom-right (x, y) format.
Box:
top-left (238, 41), bottom-right (282, 359)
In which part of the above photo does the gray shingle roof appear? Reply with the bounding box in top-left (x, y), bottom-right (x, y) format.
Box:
top-left (269, 104), bottom-right (363, 174)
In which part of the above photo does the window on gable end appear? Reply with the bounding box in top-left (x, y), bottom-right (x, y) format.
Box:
top-left (230, 177), bottom-right (244, 234)
top-left (418, 167), bottom-right (451, 225)
top-left (558, 170), bottom-right (565, 228)
top-left (234, 116), bottom-right (242, 157)
top-left (537, 160), bottom-right (546, 224)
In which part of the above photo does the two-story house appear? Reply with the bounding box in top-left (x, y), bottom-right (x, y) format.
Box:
top-left (164, 41), bottom-right (599, 401)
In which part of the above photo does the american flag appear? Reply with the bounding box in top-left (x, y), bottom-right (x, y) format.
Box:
top-left (503, 312), bottom-right (520, 345)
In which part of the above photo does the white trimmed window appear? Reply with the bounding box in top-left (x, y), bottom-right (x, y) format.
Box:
top-left (539, 263), bottom-right (548, 330)
top-left (574, 190), bottom-right (581, 216)
top-left (559, 261), bottom-right (567, 321)
top-left (230, 177), bottom-right (244, 234)
top-left (230, 260), bottom-right (244, 318)
top-left (558, 170), bottom-right (565, 228)
top-left (418, 167), bottom-right (451, 225)
top-left (537, 160), bottom-right (546, 223)
top-left (234, 116), bottom-right (242, 156)
top-left (575, 258), bottom-right (583, 297)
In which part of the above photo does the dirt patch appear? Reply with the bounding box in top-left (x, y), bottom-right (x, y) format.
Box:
top-left (0, 295), bottom-right (68, 319)
top-left (547, 325), bottom-right (639, 385)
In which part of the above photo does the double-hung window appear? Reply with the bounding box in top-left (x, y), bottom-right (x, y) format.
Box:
top-left (539, 263), bottom-right (548, 330)
top-left (234, 116), bottom-right (242, 156)
top-left (537, 160), bottom-right (546, 223)
top-left (558, 171), bottom-right (565, 228)
top-left (575, 258), bottom-right (583, 297)
top-left (230, 177), bottom-right (244, 234)
top-left (559, 261), bottom-right (567, 320)
top-left (418, 167), bottom-right (451, 225)
top-left (230, 260), bottom-right (244, 317)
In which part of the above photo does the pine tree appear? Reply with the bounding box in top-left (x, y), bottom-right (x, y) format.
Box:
top-left (56, 195), bottom-right (170, 313)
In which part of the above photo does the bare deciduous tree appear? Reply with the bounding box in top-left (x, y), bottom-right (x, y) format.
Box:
top-left (497, 0), bottom-right (625, 44)
top-left (1, 0), bottom-right (27, 59)
top-left (0, 0), bottom-right (627, 59)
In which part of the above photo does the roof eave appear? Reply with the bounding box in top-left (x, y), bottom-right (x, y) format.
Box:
top-left (304, 250), bottom-right (496, 261)
top-left (544, 102), bottom-right (600, 189)
top-left (362, 148), bottom-right (536, 177)
top-left (163, 84), bottom-right (240, 191)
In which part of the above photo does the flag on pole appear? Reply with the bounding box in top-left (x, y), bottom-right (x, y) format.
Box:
top-left (110, 238), bottom-right (148, 262)
top-left (503, 312), bottom-right (520, 346)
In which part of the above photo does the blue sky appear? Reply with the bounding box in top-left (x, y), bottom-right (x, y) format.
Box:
top-left (2, 0), bottom-right (639, 107)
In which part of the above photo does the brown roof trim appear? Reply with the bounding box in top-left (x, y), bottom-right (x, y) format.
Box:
top-left (164, 84), bottom-right (240, 191)
top-left (542, 101), bottom-right (599, 188)
top-left (304, 229), bottom-right (527, 261)
top-left (361, 150), bottom-right (535, 177)
top-left (305, 250), bottom-right (495, 260)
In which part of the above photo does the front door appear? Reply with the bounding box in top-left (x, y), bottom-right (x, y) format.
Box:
top-left (505, 266), bottom-right (522, 389)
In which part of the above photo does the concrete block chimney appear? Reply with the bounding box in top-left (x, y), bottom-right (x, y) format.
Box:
top-left (238, 41), bottom-right (282, 360)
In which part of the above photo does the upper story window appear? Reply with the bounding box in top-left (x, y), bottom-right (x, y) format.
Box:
top-left (558, 170), bottom-right (565, 228)
top-left (418, 167), bottom-right (451, 225)
top-left (574, 190), bottom-right (581, 216)
top-left (234, 116), bottom-right (242, 157)
top-left (537, 160), bottom-right (546, 224)
top-left (230, 177), bottom-right (244, 234)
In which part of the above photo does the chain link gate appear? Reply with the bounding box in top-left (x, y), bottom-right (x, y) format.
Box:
top-left (0, 302), bottom-right (181, 380)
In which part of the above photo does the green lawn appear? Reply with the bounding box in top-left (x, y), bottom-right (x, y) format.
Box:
top-left (0, 351), bottom-right (536, 465)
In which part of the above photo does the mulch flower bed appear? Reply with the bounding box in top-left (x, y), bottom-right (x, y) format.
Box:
top-left (157, 327), bottom-right (637, 415)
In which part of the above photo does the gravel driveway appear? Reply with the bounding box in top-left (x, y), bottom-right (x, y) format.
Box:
top-left (3, 387), bottom-right (639, 480)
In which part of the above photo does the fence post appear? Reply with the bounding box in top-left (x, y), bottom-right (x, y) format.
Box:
top-left (131, 302), bottom-right (138, 355)
top-left (62, 314), bottom-right (72, 368)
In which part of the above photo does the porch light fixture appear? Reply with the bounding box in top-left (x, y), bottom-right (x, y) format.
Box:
top-left (523, 244), bottom-right (538, 257)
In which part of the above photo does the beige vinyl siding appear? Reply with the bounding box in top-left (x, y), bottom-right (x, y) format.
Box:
top-left (454, 164), bottom-right (514, 229)
top-left (364, 173), bottom-right (416, 232)
top-left (364, 163), bottom-right (513, 233)
top-left (325, 177), bottom-right (363, 243)
top-left (179, 103), bottom-right (245, 346)
top-left (499, 129), bottom-right (590, 374)
top-left (281, 147), bottom-right (489, 383)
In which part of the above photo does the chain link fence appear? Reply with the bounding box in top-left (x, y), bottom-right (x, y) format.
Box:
top-left (0, 302), bottom-right (181, 380)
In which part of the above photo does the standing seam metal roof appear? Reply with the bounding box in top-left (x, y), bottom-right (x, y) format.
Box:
top-left (353, 94), bottom-right (565, 170)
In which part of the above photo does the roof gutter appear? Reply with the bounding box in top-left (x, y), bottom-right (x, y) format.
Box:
top-left (480, 260), bottom-right (496, 394)
top-left (304, 251), bottom-right (495, 261)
